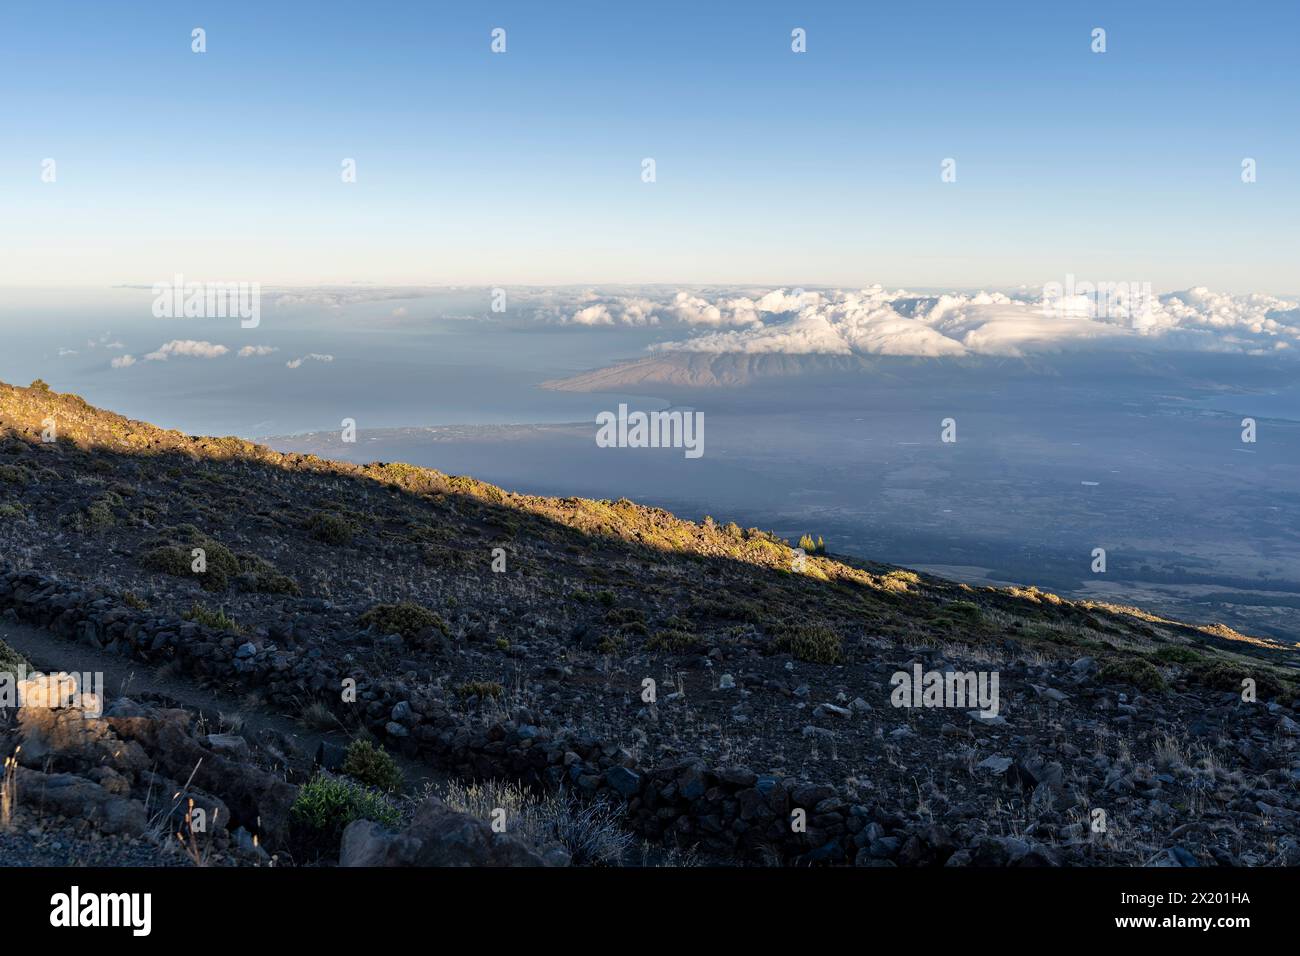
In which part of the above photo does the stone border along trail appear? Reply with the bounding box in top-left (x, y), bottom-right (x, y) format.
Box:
top-left (0, 618), bottom-right (446, 795)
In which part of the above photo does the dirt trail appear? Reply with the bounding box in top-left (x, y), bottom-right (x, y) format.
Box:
top-left (0, 620), bottom-right (446, 793)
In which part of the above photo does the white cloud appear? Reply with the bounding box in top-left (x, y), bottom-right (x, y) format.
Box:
top-left (143, 340), bottom-right (229, 361)
top-left (110, 354), bottom-right (136, 369)
top-left (285, 353), bottom-right (334, 369)
top-left (238, 345), bottom-right (279, 357)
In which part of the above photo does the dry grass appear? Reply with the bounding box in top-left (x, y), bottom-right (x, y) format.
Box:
top-left (1, 746), bottom-right (19, 830)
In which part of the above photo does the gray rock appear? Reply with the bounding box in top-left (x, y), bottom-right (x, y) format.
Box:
top-left (205, 733), bottom-right (250, 759)
top-left (604, 765), bottom-right (641, 798)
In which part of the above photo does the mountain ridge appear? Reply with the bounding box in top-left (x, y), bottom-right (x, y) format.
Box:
top-left (2, 377), bottom-right (1299, 867)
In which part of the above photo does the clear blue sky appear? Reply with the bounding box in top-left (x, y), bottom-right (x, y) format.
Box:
top-left (1, 0), bottom-right (1296, 292)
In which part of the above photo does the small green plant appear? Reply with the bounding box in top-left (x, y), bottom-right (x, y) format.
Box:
top-left (594, 590), bottom-right (616, 607)
top-left (341, 739), bottom-right (404, 793)
top-left (121, 591), bottom-right (149, 610)
top-left (772, 623), bottom-right (842, 664)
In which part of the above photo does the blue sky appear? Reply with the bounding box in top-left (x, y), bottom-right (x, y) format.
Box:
top-left (1, 0), bottom-right (1296, 292)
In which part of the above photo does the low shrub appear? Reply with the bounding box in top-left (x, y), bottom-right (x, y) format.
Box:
top-left (341, 739), bottom-right (404, 793)
top-left (290, 774), bottom-right (400, 856)
top-left (1099, 657), bottom-right (1166, 693)
top-left (772, 623), bottom-right (842, 664)
top-left (357, 602), bottom-right (448, 640)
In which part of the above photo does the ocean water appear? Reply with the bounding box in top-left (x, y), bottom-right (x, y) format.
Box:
top-left (1188, 387), bottom-right (1300, 423)
top-left (0, 288), bottom-right (667, 437)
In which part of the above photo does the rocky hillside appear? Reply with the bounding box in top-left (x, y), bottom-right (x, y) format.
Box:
top-left (1, 377), bottom-right (1298, 867)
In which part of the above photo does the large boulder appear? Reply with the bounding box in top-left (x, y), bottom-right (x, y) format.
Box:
top-left (14, 767), bottom-right (146, 836)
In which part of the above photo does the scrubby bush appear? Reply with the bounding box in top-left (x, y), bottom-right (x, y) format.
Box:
top-left (290, 774), bottom-right (400, 853)
top-left (603, 607), bottom-right (643, 625)
top-left (0, 638), bottom-right (30, 677)
top-left (772, 623), bottom-right (842, 664)
top-left (138, 525), bottom-right (241, 591)
top-left (1099, 657), bottom-right (1166, 693)
top-left (1150, 645), bottom-right (1204, 665)
top-left (454, 680), bottom-right (504, 701)
top-left (357, 602), bottom-right (448, 640)
top-left (341, 739), bottom-right (403, 793)
top-left (646, 630), bottom-right (701, 653)
top-left (596, 633), bottom-right (627, 656)
top-left (182, 603), bottom-right (241, 633)
top-left (307, 512), bottom-right (357, 545)
top-left (1187, 661), bottom-right (1290, 700)
top-left (940, 600), bottom-right (985, 625)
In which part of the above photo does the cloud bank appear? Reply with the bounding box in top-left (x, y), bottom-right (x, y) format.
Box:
top-left (537, 286), bottom-right (1299, 358)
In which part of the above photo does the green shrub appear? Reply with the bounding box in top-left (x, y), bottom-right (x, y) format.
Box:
top-left (1099, 658), bottom-right (1166, 693)
top-left (0, 465), bottom-right (28, 484)
top-left (940, 600), bottom-right (985, 625)
top-left (0, 638), bottom-right (30, 677)
top-left (290, 774), bottom-right (400, 848)
top-left (341, 739), bottom-right (404, 793)
top-left (138, 525), bottom-right (242, 591)
top-left (357, 602), bottom-right (448, 640)
top-left (773, 624), bottom-right (843, 664)
top-left (1187, 661), bottom-right (1290, 700)
top-left (1150, 645), bottom-right (1204, 665)
top-left (307, 512), bottom-right (357, 545)
top-left (81, 496), bottom-right (117, 531)
top-left (603, 607), bottom-right (643, 625)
